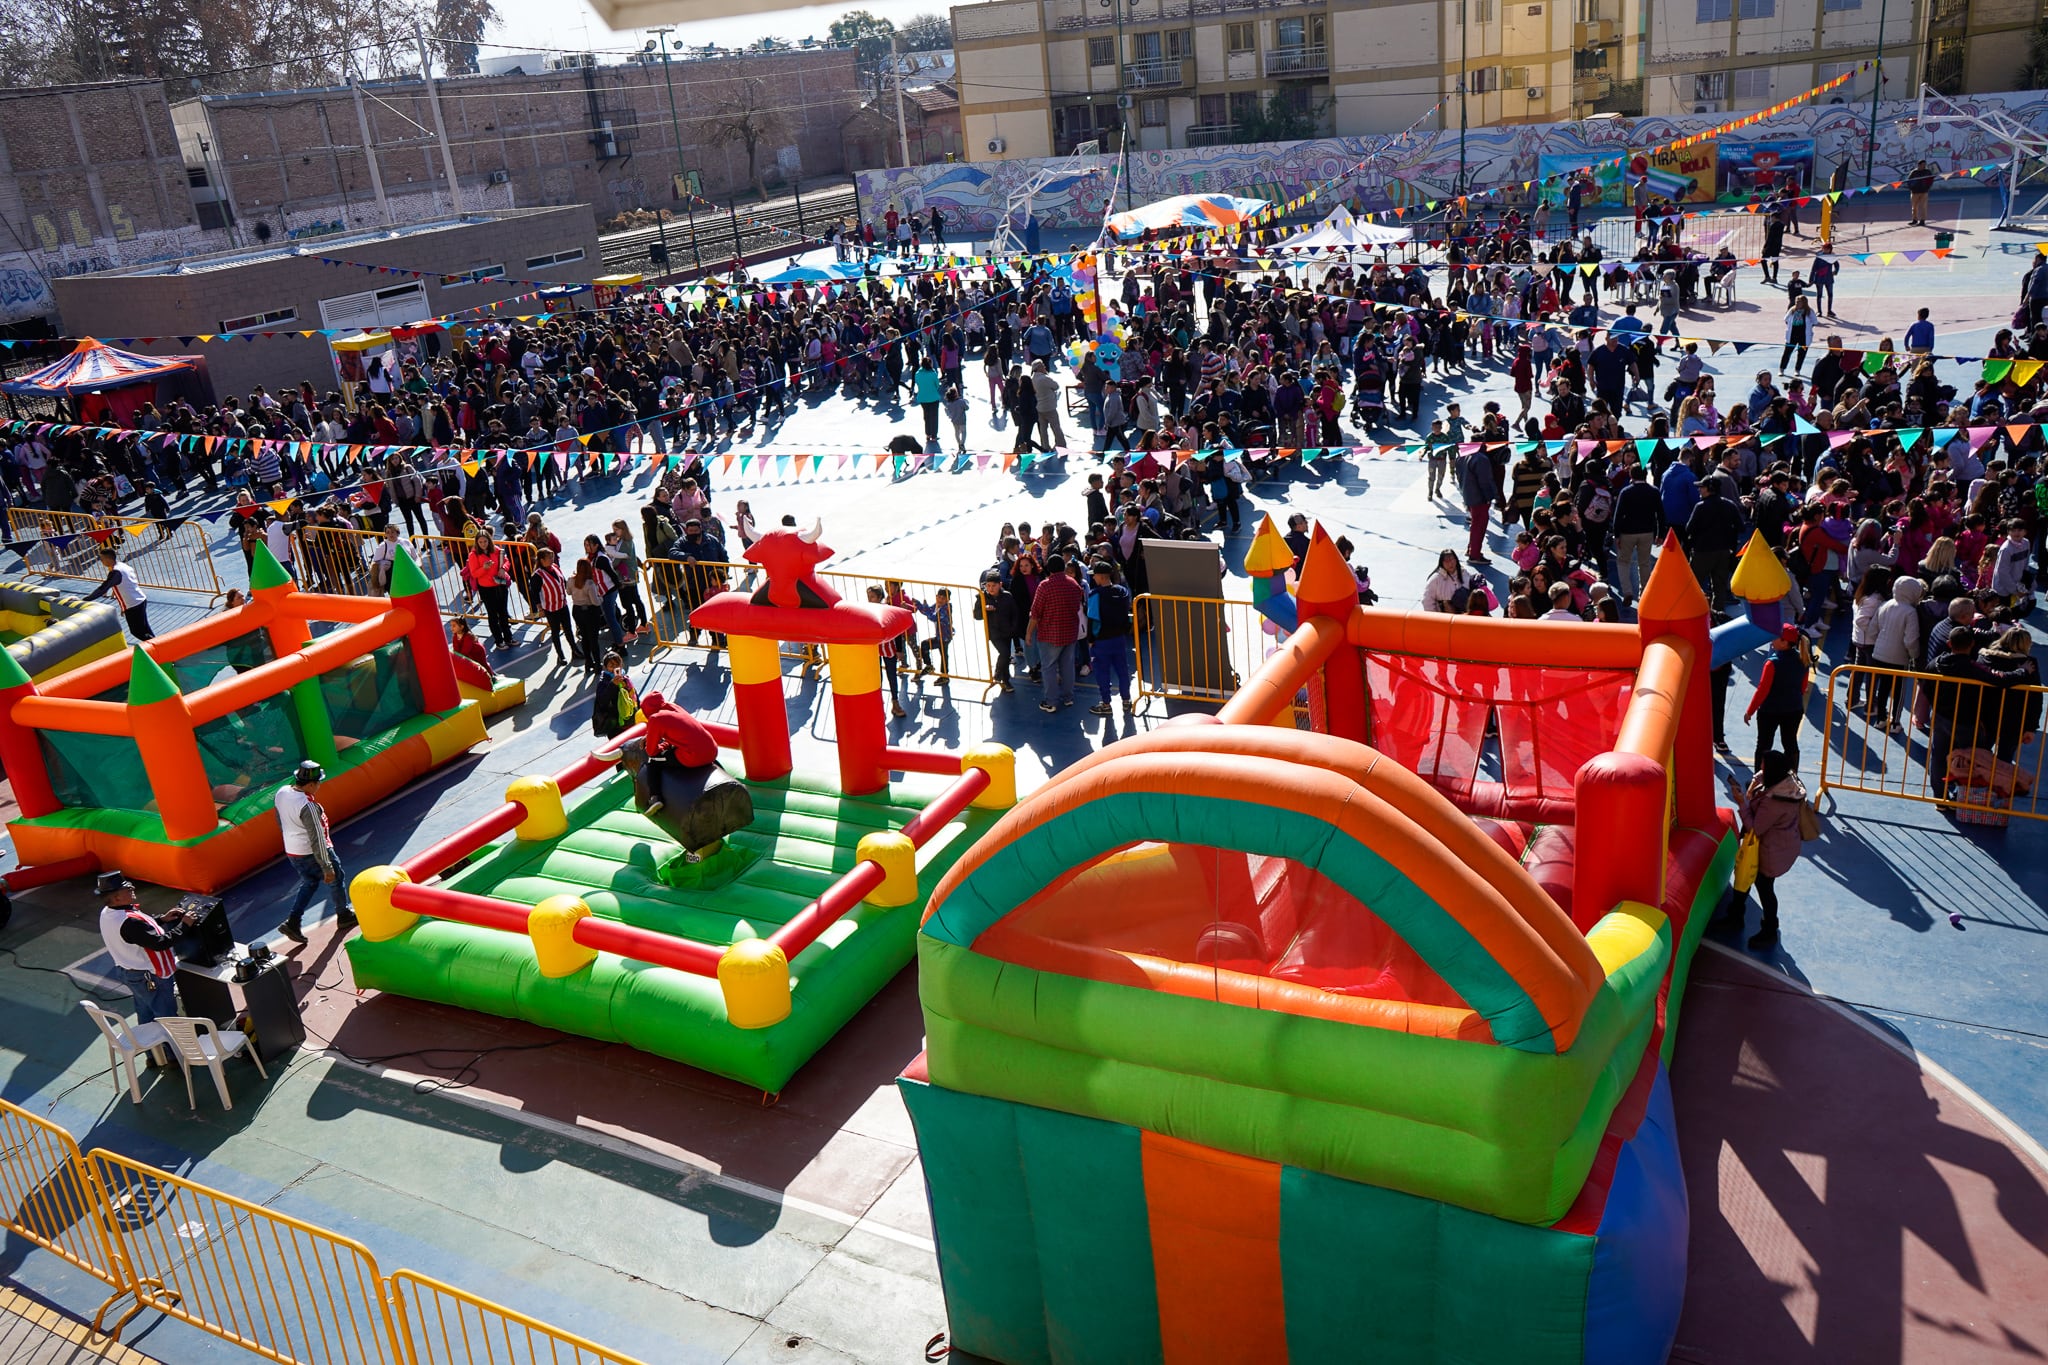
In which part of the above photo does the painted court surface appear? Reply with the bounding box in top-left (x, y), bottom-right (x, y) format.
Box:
top-left (2, 192), bottom-right (2047, 1362)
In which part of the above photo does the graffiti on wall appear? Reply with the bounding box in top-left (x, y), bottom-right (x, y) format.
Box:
top-left (858, 90), bottom-right (2048, 232)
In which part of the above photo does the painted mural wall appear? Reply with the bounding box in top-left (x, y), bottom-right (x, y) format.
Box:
top-left (857, 91), bottom-right (2048, 231)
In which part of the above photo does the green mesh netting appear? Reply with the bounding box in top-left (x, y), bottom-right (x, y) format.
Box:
top-left (196, 691), bottom-right (308, 821)
top-left (41, 730), bottom-right (151, 814)
top-left (321, 638), bottom-right (423, 747)
top-left (85, 630), bottom-right (278, 705)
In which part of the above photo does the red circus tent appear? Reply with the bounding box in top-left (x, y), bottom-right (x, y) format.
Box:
top-left (1, 338), bottom-right (199, 425)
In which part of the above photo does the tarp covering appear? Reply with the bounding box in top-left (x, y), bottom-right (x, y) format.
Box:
top-left (1106, 193), bottom-right (1269, 240)
top-left (1272, 205), bottom-right (1413, 250)
top-left (0, 338), bottom-right (193, 395)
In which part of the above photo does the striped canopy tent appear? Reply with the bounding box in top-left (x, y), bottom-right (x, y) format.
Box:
top-left (1105, 193), bottom-right (1270, 241)
top-left (0, 338), bottom-right (193, 395)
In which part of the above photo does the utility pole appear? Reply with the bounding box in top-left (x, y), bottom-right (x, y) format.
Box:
top-left (652, 28), bottom-right (702, 270)
top-left (891, 35), bottom-right (912, 166)
top-left (1457, 0), bottom-right (1469, 195)
top-left (349, 74), bottom-right (394, 226)
top-left (1863, 2), bottom-right (1888, 187)
top-left (1113, 0), bottom-right (1133, 208)
top-left (415, 19), bottom-right (464, 215)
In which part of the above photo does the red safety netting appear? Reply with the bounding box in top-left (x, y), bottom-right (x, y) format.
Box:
top-left (1361, 652), bottom-right (1635, 821)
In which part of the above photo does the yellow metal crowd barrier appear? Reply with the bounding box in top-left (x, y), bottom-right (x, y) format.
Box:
top-left (408, 534), bottom-right (547, 627)
top-left (1133, 594), bottom-right (1264, 707)
top-left (8, 507), bottom-right (224, 602)
top-left (0, 1098), bottom-right (650, 1365)
top-left (639, 559), bottom-right (995, 686)
top-left (1819, 662), bottom-right (2048, 824)
top-left (89, 1150), bottom-right (400, 1364)
top-left (292, 525), bottom-right (394, 597)
top-left (0, 1099), bottom-right (122, 1292)
top-left (389, 1271), bottom-right (647, 1365)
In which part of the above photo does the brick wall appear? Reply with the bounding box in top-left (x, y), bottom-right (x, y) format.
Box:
top-left (48, 206), bottom-right (601, 400)
top-left (195, 48), bottom-right (863, 237)
top-left (0, 80), bottom-right (211, 324)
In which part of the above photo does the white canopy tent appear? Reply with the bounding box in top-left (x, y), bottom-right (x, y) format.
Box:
top-left (1271, 205), bottom-right (1412, 250)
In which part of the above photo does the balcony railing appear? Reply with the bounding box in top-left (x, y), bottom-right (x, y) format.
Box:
top-left (1050, 0), bottom-right (1323, 31)
top-left (1265, 45), bottom-right (1329, 77)
top-left (1186, 122), bottom-right (1238, 145)
top-left (1123, 57), bottom-right (1188, 88)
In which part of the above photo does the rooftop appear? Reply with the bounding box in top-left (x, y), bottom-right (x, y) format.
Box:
top-left (67, 208), bottom-right (583, 279)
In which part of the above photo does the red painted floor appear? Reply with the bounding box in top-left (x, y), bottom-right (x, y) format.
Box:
top-left (1670, 946), bottom-right (2048, 1363)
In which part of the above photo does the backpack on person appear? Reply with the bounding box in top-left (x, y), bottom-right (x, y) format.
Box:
top-left (1583, 485), bottom-right (1612, 524)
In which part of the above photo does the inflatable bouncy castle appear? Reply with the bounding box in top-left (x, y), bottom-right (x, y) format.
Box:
top-left (902, 529), bottom-right (1734, 1364)
top-left (0, 543), bottom-right (483, 892)
top-left (0, 581), bottom-right (125, 682)
top-left (345, 523), bottom-right (1016, 1093)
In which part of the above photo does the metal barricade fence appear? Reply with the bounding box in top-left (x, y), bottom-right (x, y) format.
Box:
top-left (1134, 594), bottom-right (1263, 708)
top-left (292, 525), bottom-right (392, 598)
top-left (0, 1100), bottom-right (651, 1364)
top-left (7, 507), bottom-right (224, 603)
top-left (89, 1148), bottom-right (402, 1365)
top-left (408, 535), bottom-right (545, 627)
top-left (388, 1270), bottom-right (650, 1365)
top-left (1819, 663), bottom-right (2048, 823)
top-left (0, 1099), bottom-right (123, 1289)
top-left (822, 570), bottom-right (997, 686)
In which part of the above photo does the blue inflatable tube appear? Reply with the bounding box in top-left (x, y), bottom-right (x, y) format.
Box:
top-left (1581, 1065), bottom-right (1689, 1364)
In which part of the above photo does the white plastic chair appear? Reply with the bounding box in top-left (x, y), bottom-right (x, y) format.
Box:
top-left (156, 1016), bottom-right (268, 1111)
top-left (79, 1001), bottom-right (170, 1105)
top-left (1713, 270), bottom-right (1738, 308)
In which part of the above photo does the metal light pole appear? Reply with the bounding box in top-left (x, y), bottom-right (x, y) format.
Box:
top-left (1864, 0), bottom-right (1887, 188)
top-left (1114, 0), bottom-right (1133, 208)
top-left (1457, 2), bottom-right (1469, 195)
top-left (653, 27), bottom-right (702, 269)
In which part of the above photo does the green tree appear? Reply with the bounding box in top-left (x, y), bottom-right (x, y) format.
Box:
top-left (897, 13), bottom-right (952, 51)
top-left (828, 9), bottom-right (897, 71)
top-left (2016, 17), bottom-right (2048, 88)
top-left (1232, 90), bottom-right (1329, 145)
top-left (432, 0), bottom-right (498, 75)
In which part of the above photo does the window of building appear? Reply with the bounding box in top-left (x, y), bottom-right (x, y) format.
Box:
top-left (1504, 65), bottom-right (1530, 87)
top-left (1229, 90), bottom-right (1261, 122)
top-left (1737, 0), bottom-right (1774, 16)
top-left (1276, 15), bottom-right (1326, 46)
top-left (1165, 29), bottom-right (1193, 57)
top-left (1732, 67), bottom-right (1770, 98)
top-left (1821, 0), bottom-right (1861, 11)
top-left (1816, 60), bottom-right (1860, 85)
top-left (1470, 0), bottom-right (1495, 21)
top-left (1696, 0), bottom-right (1732, 20)
top-left (524, 248), bottom-right (585, 270)
top-left (1199, 93), bottom-right (1228, 125)
top-left (442, 264), bottom-right (506, 288)
top-left (1141, 97), bottom-right (1167, 126)
top-left (1089, 36), bottom-right (1114, 65)
top-left (1693, 71), bottom-right (1727, 100)
top-left (1227, 22), bottom-right (1255, 52)
top-left (1277, 85), bottom-right (1316, 114)
top-left (220, 307), bottom-right (296, 333)
top-left (1468, 65), bottom-right (1499, 92)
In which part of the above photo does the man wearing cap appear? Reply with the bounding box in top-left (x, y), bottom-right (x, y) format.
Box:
top-left (275, 761), bottom-right (354, 945)
top-left (97, 872), bottom-right (182, 1025)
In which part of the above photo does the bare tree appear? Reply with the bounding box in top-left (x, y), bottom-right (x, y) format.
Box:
top-left (897, 13), bottom-right (951, 52)
top-left (704, 74), bottom-right (789, 201)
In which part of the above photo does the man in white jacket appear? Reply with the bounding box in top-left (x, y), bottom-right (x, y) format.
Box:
top-left (274, 762), bottom-right (356, 944)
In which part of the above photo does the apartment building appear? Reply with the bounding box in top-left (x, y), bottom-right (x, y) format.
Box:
top-left (953, 0), bottom-right (2040, 155)
top-left (955, 0), bottom-right (1412, 157)
top-left (1641, 0), bottom-right (1921, 116)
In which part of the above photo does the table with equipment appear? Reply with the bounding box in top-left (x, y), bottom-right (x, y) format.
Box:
top-left (170, 897), bottom-right (303, 1066)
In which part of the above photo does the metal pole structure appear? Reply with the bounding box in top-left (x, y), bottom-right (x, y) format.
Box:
top-left (1864, 0), bottom-right (1887, 188)
top-left (794, 176), bottom-right (805, 237)
top-left (653, 29), bottom-right (701, 270)
top-left (730, 198), bottom-right (742, 262)
top-left (349, 76), bottom-right (394, 226)
top-left (1457, 2), bottom-right (1469, 195)
top-left (1116, 0), bottom-right (1133, 210)
top-left (892, 35), bottom-right (913, 167)
top-left (414, 20), bottom-right (464, 215)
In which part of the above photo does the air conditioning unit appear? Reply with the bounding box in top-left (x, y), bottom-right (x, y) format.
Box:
top-left (1694, 102), bottom-right (1718, 113)
top-left (1526, 86), bottom-right (1544, 99)
top-left (987, 136), bottom-right (1007, 153)
top-left (487, 169), bottom-right (510, 185)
